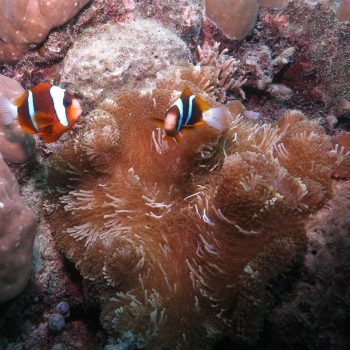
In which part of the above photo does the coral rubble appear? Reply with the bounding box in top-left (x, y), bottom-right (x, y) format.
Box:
top-left (46, 64), bottom-right (349, 349)
top-left (0, 154), bottom-right (36, 303)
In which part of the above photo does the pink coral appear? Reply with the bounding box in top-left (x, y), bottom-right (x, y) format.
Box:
top-left (0, 0), bottom-right (91, 64)
top-left (205, 0), bottom-right (258, 40)
top-left (0, 154), bottom-right (36, 303)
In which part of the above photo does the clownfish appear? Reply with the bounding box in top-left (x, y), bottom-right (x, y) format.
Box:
top-left (151, 88), bottom-right (230, 144)
top-left (0, 82), bottom-right (82, 143)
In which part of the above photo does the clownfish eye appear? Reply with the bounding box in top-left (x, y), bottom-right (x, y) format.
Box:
top-left (63, 98), bottom-right (71, 107)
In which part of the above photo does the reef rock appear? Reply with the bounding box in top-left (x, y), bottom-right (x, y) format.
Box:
top-left (60, 19), bottom-right (192, 102)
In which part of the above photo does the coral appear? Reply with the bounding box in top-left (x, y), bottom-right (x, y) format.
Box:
top-left (257, 0), bottom-right (350, 110)
top-left (0, 123), bottom-right (36, 164)
top-left (0, 0), bottom-right (90, 64)
top-left (197, 42), bottom-right (247, 100)
top-left (0, 154), bottom-right (36, 303)
top-left (45, 65), bottom-right (348, 348)
top-left (0, 75), bottom-right (36, 163)
top-left (205, 0), bottom-right (259, 40)
top-left (60, 19), bottom-right (191, 102)
top-left (197, 42), bottom-right (295, 102)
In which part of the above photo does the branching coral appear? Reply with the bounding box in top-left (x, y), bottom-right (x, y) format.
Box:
top-left (0, 154), bottom-right (37, 303)
top-left (197, 42), bottom-right (295, 102)
top-left (0, 0), bottom-right (90, 64)
top-left (46, 65), bottom-right (348, 348)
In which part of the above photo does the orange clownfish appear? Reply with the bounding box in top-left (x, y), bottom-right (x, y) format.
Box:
top-left (151, 88), bottom-right (230, 144)
top-left (0, 82), bottom-right (82, 143)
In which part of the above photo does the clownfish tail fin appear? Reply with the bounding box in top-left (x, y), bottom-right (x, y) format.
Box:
top-left (0, 95), bottom-right (17, 125)
top-left (202, 105), bottom-right (230, 133)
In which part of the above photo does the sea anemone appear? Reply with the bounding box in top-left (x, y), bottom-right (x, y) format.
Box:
top-left (46, 65), bottom-right (349, 348)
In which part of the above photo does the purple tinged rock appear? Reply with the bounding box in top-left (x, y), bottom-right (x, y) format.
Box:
top-left (54, 301), bottom-right (70, 318)
top-left (48, 313), bottom-right (65, 334)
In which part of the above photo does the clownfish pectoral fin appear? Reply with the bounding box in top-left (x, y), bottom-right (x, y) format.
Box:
top-left (194, 95), bottom-right (209, 113)
top-left (193, 121), bottom-right (206, 127)
top-left (174, 132), bottom-right (182, 144)
top-left (179, 125), bottom-right (195, 135)
top-left (150, 116), bottom-right (164, 128)
top-left (181, 88), bottom-right (193, 98)
top-left (33, 112), bottom-right (54, 129)
top-left (40, 132), bottom-right (61, 143)
top-left (41, 124), bottom-right (54, 135)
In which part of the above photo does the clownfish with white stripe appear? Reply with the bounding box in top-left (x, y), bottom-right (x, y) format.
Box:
top-left (0, 81), bottom-right (82, 143)
top-left (151, 88), bottom-right (230, 144)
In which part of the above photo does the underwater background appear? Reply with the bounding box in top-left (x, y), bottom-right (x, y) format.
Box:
top-left (1, 0), bottom-right (350, 349)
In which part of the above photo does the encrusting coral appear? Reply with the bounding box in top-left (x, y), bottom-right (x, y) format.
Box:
top-left (46, 64), bottom-right (350, 348)
top-left (0, 0), bottom-right (90, 64)
top-left (0, 154), bottom-right (37, 303)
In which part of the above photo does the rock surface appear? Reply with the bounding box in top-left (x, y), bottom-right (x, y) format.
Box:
top-left (60, 19), bottom-right (191, 103)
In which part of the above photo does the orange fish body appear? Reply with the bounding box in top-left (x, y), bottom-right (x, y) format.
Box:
top-left (151, 88), bottom-right (230, 144)
top-left (15, 83), bottom-right (82, 143)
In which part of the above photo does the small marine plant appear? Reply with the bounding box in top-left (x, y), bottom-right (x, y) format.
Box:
top-left (46, 65), bottom-right (350, 349)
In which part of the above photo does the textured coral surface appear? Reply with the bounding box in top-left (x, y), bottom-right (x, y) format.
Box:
top-left (0, 155), bottom-right (36, 303)
top-left (205, 0), bottom-right (258, 40)
top-left (0, 0), bottom-right (90, 63)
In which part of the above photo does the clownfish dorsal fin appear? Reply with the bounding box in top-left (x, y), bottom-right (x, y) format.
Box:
top-left (150, 116), bottom-right (164, 128)
top-left (33, 112), bottom-right (54, 130)
top-left (14, 90), bottom-right (29, 107)
top-left (181, 88), bottom-right (193, 98)
top-left (32, 82), bottom-right (51, 93)
top-left (194, 95), bottom-right (209, 112)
